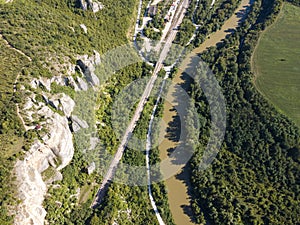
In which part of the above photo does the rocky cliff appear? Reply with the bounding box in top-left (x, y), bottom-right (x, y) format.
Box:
top-left (13, 51), bottom-right (101, 225)
top-left (77, 0), bottom-right (104, 13)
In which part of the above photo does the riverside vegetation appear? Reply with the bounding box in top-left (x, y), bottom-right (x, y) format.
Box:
top-left (0, 0), bottom-right (299, 224)
top-left (183, 0), bottom-right (300, 224)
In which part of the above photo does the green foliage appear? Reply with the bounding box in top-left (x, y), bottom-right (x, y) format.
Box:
top-left (92, 94), bottom-right (174, 225)
top-left (0, 0), bottom-right (138, 78)
top-left (174, 18), bottom-right (195, 46)
top-left (187, 0), bottom-right (300, 223)
top-left (192, 0), bottom-right (242, 47)
top-left (253, 3), bottom-right (300, 127)
top-left (0, 38), bottom-right (30, 223)
top-left (43, 149), bottom-right (97, 224)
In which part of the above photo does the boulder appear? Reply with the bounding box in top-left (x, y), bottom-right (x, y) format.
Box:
top-left (78, 0), bottom-right (88, 10)
top-left (45, 170), bottom-right (63, 184)
top-left (78, 0), bottom-right (104, 12)
top-left (59, 94), bottom-right (75, 117)
top-left (76, 50), bottom-right (101, 87)
top-left (71, 115), bottom-right (89, 132)
top-left (77, 77), bottom-right (89, 91)
top-left (87, 162), bottom-right (96, 175)
top-left (39, 78), bottom-right (51, 91)
top-left (80, 24), bottom-right (88, 34)
top-left (67, 76), bottom-right (80, 92)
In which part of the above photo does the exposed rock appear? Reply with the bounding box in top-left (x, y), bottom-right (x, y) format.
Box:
top-left (77, 50), bottom-right (101, 86)
top-left (30, 79), bottom-right (38, 89)
top-left (59, 94), bottom-right (75, 117)
top-left (44, 112), bottom-right (74, 170)
top-left (87, 162), bottom-right (96, 175)
top-left (23, 98), bottom-right (34, 110)
top-left (44, 94), bottom-right (59, 109)
top-left (80, 24), bottom-right (88, 34)
top-left (89, 0), bottom-right (104, 13)
top-left (51, 75), bottom-right (67, 86)
top-left (78, 0), bottom-right (88, 10)
top-left (78, 0), bottom-right (104, 13)
top-left (14, 141), bottom-right (56, 225)
top-left (14, 102), bottom-right (75, 224)
top-left (13, 49), bottom-right (102, 224)
top-left (39, 77), bottom-right (52, 91)
top-left (46, 170), bottom-right (63, 184)
top-left (77, 77), bottom-right (89, 91)
top-left (67, 76), bottom-right (80, 91)
top-left (71, 115), bottom-right (89, 132)
top-left (42, 93), bottom-right (75, 118)
top-left (89, 137), bottom-right (99, 150)
top-left (55, 201), bottom-right (63, 208)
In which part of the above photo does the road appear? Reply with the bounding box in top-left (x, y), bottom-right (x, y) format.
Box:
top-left (91, 0), bottom-right (189, 209)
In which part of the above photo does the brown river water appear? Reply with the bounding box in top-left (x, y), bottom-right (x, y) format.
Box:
top-left (158, 0), bottom-right (252, 224)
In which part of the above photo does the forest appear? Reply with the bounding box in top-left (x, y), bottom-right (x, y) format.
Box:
top-left (0, 0), bottom-right (299, 224)
top-left (185, 0), bottom-right (300, 223)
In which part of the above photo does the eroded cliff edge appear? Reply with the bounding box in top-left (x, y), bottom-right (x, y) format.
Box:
top-left (13, 51), bottom-right (101, 225)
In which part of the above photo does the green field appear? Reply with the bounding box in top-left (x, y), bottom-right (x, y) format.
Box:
top-left (253, 3), bottom-right (300, 127)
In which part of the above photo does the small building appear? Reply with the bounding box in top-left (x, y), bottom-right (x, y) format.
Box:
top-left (148, 5), bottom-right (157, 17)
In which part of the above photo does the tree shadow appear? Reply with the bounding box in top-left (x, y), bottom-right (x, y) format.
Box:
top-left (176, 165), bottom-right (199, 224)
top-left (165, 112), bottom-right (181, 142)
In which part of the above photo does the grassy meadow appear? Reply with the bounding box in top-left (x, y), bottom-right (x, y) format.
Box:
top-left (253, 3), bottom-right (300, 127)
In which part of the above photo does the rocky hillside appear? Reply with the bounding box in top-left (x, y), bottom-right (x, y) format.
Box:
top-left (0, 0), bottom-right (138, 224)
top-left (14, 51), bottom-right (101, 224)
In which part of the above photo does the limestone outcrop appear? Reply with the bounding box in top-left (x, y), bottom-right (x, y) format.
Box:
top-left (71, 115), bottom-right (89, 132)
top-left (14, 90), bottom-right (75, 225)
top-left (78, 0), bottom-right (104, 13)
top-left (14, 49), bottom-right (102, 225)
top-left (76, 50), bottom-right (101, 86)
top-left (14, 104), bottom-right (74, 224)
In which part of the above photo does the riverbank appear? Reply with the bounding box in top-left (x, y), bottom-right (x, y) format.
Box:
top-left (158, 0), bottom-right (252, 224)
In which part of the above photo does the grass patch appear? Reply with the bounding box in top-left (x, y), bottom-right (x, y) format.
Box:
top-left (253, 3), bottom-right (300, 127)
top-left (78, 184), bottom-right (94, 204)
top-left (42, 167), bottom-right (57, 181)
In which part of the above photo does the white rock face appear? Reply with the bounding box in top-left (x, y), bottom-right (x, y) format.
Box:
top-left (78, 0), bottom-right (104, 13)
top-left (67, 76), bottom-right (80, 91)
top-left (90, 1), bottom-right (104, 13)
top-left (13, 49), bottom-right (102, 224)
top-left (80, 24), bottom-right (88, 34)
top-left (77, 77), bottom-right (89, 91)
top-left (39, 77), bottom-right (52, 91)
top-left (44, 112), bottom-right (74, 170)
top-left (14, 140), bottom-right (57, 225)
top-left (87, 162), bottom-right (96, 175)
top-left (77, 50), bottom-right (101, 86)
top-left (59, 94), bottom-right (75, 117)
top-left (71, 115), bottom-right (89, 132)
top-left (14, 104), bottom-right (74, 224)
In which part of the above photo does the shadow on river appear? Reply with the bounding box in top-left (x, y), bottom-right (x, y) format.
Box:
top-left (158, 0), bottom-right (253, 224)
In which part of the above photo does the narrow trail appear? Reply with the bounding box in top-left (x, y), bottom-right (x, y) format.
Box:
top-left (14, 73), bottom-right (29, 131)
top-left (0, 34), bottom-right (32, 62)
top-left (1, 33), bottom-right (32, 130)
